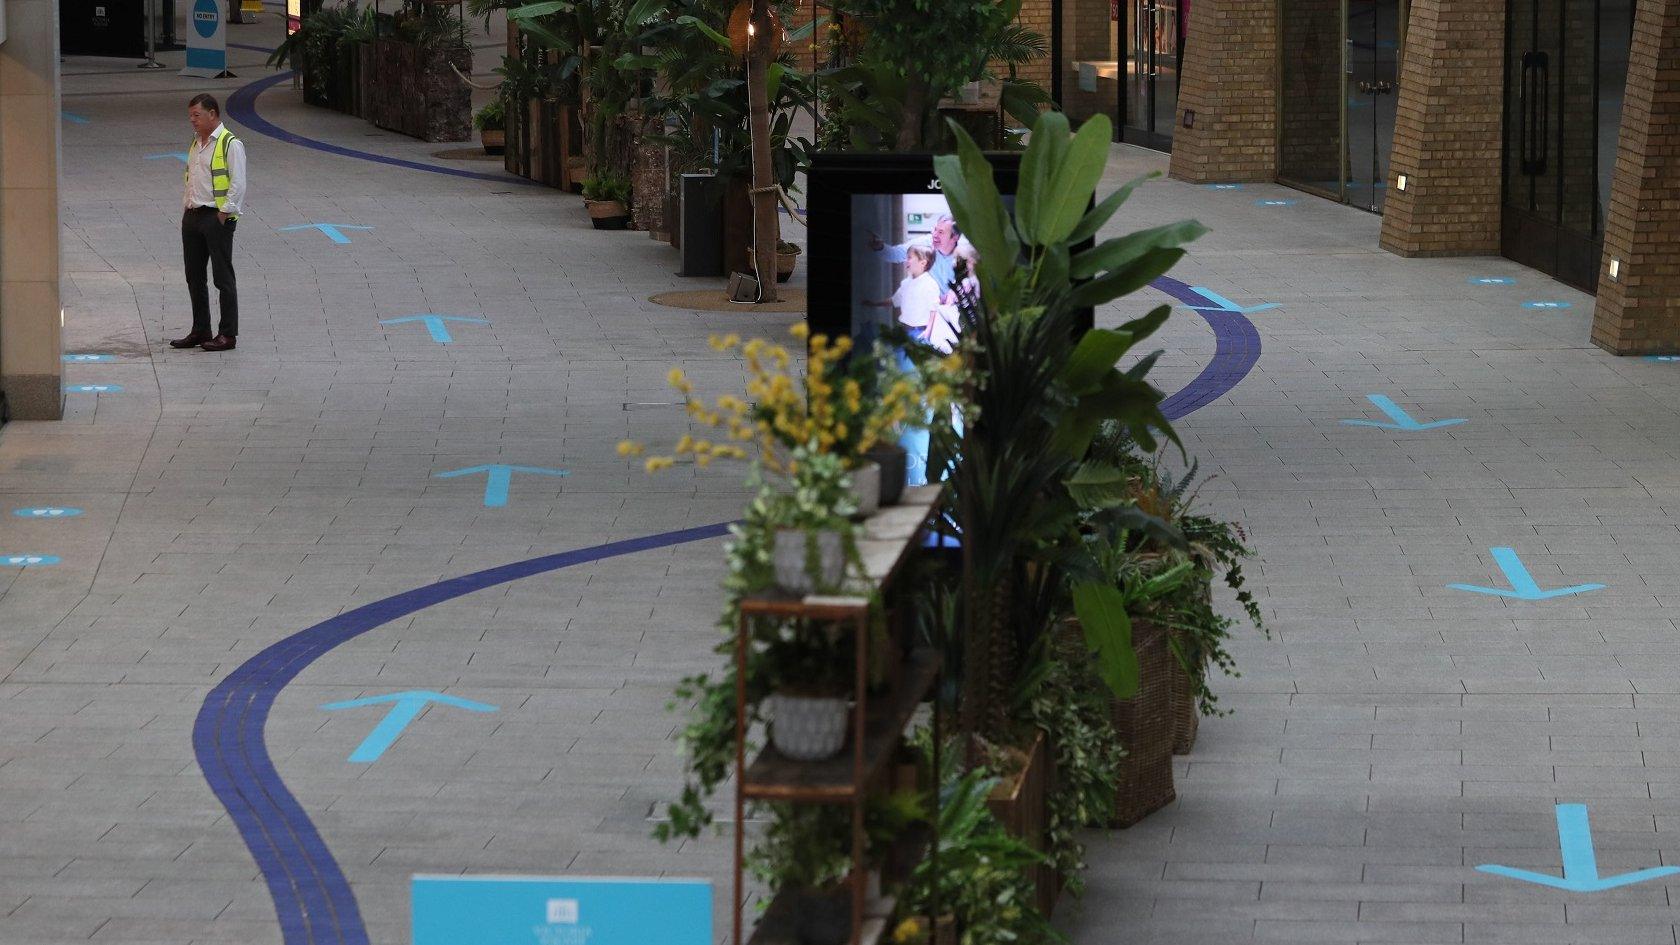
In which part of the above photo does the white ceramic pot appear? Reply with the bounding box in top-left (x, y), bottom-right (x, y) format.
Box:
top-left (849, 461), bottom-right (881, 518)
top-left (772, 528), bottom-right (845, 594)
top-left (766, 691), bottom-right (849, 761)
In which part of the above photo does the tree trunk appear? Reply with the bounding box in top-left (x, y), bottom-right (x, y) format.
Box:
top-left (897, 74), bottom-right (931, 151)
top-left (744, 0), bottom-right (779, 302)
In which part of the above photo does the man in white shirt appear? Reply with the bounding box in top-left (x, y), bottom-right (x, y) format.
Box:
top-left (174, 93), bottom-right (247, 352)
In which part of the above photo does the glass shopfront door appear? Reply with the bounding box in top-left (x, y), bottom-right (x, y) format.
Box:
top-left (1057, 0), bottom-right (1181, 151)
top-left (1278, 0), bottom-right (1403, 211)
top-left (1501, 0), bottom-right (1633, 290)
top-left (1122, 0), bottom-right (1182, 149)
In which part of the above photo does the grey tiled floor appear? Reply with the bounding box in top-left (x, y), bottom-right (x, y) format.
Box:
top-left (6, 19), bottom-right (1680, 945)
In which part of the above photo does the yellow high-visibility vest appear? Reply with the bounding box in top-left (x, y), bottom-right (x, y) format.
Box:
top-left (186, 132), bottom-right (239, 219)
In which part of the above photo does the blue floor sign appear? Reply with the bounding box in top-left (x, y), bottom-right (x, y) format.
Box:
top-left (413, 876), bottom-right (711, 945)
top-left (435, 464), bottom-right (568, 507)
top-left (13, 508), bottom-right (82, 518)
top-left (1255, 198), bottom-right (1297, 207)
top-left (279, 223), bottom-right (374, 244)
top-left (63, 354), bottom-right (115, 362)
top-left (1186, 286), bottom-right (1279, 314)
top-left (1479, 805), bottom-right (1680, 892)
top-left (1, 555), bottom-right (60, 567)
top-left (320, 690), bottom-right (496, 763)
top-left (64, 384), bottom-right (121, 393)
top-left (1523, 300), bottom-right (1573, 310)
top-left (1341, 394), bottom-right (1466, 431)
top-left (1449, 547), bottom-right (1605, 600)
top-left (380, 314), bottom-right (488, 344)
top-left (1470, 276), bottom-right (1516, 285)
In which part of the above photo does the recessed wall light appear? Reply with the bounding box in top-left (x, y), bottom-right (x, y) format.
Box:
top-left (1396, 174), bottom-right (1408, 192)
top-left (1609, 258), bottom-right (1621, 282)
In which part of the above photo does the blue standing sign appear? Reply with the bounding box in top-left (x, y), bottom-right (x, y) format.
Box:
top-left (181, 0), bottom-right (232, 78)
top-left (412, 875), bottom-right (712, 945)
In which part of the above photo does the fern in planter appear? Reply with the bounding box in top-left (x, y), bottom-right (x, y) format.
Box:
top-left (472, 100), bottom-right (505, 132)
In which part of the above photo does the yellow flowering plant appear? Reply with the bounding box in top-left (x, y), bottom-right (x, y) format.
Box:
top-left (619, 322), bottom-right (956, 475)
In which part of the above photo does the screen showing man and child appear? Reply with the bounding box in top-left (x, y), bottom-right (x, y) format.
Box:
top-left (849, 193), bottom-right (997, 489)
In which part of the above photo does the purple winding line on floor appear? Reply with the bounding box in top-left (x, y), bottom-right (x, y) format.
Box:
top-left (1152, 275), bottom-right (1265, 420)
top-left (223, 48), bottom-right (540, 187)
top-left (192, 65), bottom-right (1266, 943)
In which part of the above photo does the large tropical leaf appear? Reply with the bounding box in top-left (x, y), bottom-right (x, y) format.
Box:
top-left (1027, 112), bottom-right (1112, 247)
top-left (1065, 461), bottom-right (1132, 509)
top-left (1071, 581), bottom-right (1141, 698)
top-left (1070, 220), bottom-right (1207, 280)
top-left (1060, 327), bottom-right (1137, 393)
top-left (1067, 172), bottom-right (1154, 245)
top-left (1065, 247), bottom-right (1184, 310)
top-left (934, 122), bottom-right (1018, 300)
top-left (1015, 111), bottom-right (1070, 247)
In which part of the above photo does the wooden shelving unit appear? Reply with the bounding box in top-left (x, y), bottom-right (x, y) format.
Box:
top-left (732, 484), bottom-right (946, 945)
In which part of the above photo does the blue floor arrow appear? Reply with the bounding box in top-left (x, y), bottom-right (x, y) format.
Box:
top-left (1187, 287), bottom-right (1279, 314)
top-left (379, 314), bottom-right (488, 344)
top-left (1449, 547), bottom-right (1605, 600)
top-left (64, 384), bottom-right (122, 394)
top-left (1478, 804), bottom-right (1680, 892)
top-left (320, 690), bottom-right (497, 763)
top-left (279, 223), bottom-right (374, 245)
top-left (61, 111), bottom-right (89, 124)
top-left (434, 464), bottom-right (568, 507)
top-left (1, 555), bottom-right (60, 567)
top-left (145, 152), bottom-right (190, 164)
top-left (1341, 394), bottom-right (1467, 431)
top-left (13, 508), bottom-right (82, 518)
top-left (63, 354), bottom-right (116, 363)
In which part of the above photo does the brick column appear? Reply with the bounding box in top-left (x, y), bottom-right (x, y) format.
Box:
top-left (0, 0), bottom-right (64, 420)
top-left (1377, 0), bottom-right (1505, 256)
top-left (1167, 0), bottom-right (1276, 183)
top-left (1590, 0), bottom-right (1680, 354)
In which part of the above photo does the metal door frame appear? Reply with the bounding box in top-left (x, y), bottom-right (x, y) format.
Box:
top-left (1119, 0), bottom-right (1178, 151)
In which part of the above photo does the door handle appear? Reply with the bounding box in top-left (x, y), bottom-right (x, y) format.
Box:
top-left (1520, 50), bottom-right (1549, 175)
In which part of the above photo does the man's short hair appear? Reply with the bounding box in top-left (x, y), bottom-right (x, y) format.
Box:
top-left (936, 214), bottom-right (962, 238)
top-left (188, 93), bottom-right (220, 115)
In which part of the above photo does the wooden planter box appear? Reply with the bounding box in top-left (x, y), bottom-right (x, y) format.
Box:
top-left (504, 98), bottom-right (583, 192)
top-left (363, 39), bottom-right (471, 142)
top-left (986, 729), bottom-right (1060, 918)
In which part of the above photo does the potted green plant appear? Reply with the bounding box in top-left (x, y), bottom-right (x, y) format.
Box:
top-left (746, 804), bottom-right (854, 945)
top-left (581, 174), bottom-right (632, 229)
top-left (776, 239), bottom-right (802, 283)
top-left (473, 100), bottom-right (506, 154)
top-left (765, 449), bottom-right (858, 597)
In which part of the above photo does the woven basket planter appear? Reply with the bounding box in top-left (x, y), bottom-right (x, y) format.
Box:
top-left (1108, 617), bottom-right (1176, 827)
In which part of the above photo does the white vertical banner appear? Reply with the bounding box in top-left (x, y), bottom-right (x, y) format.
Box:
top-left (180, 0), bottom-right (231, 78)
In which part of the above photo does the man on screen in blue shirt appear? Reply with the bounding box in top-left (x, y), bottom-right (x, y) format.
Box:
top-left (868, 215), bottom-right (971, 305)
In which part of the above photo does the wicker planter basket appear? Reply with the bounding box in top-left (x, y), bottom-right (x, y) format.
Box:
top-left (1108, 617), bottom-right (1176, 827)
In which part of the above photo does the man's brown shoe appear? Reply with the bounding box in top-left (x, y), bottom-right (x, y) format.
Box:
top-left (169, 332), bottom-right (210, 349)
top-left (200, 335), bottom-right (237, 352)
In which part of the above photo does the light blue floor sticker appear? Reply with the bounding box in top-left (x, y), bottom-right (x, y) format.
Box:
top-left (63, 354), bottom-right (116, 362)
top-left (1478, 805), bottom-right (1680, 892)
top-left (1, 555), bottom-right (60, 567)
top-left (145, 152), bottom-right (190, 164)
top-left (413, 876), bottom-right (711, 945)
top-left (1470, 276), bottom-right (1516, 285)
top-left (1204, 183), bottom-right (1243, 190)
top-left (61, 111), bottom-right (89, 124)
top-left (1186, 286), bottom-right (1279, 314)
top-left (13, 508), bottom-right (82, 518)
top-left (320, 690), bottom-right (497, 763)
top-left (1647, 355), bottom-right (1680, 362)
top-left (1341, 393), bottom-right (1466, 431)
top-left (1523, 300), bottom-right (1573, 309)
top-left (434, 464), bottom-right (568, 508)
top-left (379, 314), bottom-right (488, 344)
top-left (1255, 198), bottom-right (1297, 207)
top-left (279, 223), bottom-right (374, 244)
top-left (64, 384), bottom-right (122, 393)
top-left (1449, 547), bottom-right (1605, 600)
